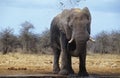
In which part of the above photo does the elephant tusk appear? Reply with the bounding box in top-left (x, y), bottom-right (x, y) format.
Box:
top-left (68, 31), bottom-right (75, 43)
top-left (68, 38), bottom-right (74, 43)
top-left (89, 36), bottom-right (95, 42)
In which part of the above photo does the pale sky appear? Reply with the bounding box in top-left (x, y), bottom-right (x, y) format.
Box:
top-left (0, 0), bottom-right (120, 36)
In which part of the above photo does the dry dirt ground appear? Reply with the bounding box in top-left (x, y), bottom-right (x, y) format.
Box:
top-left (0, 53), bottom-right (120, 77)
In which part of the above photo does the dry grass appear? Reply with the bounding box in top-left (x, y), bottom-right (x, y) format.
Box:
top-left (0, 52), bottom-right (119, 76)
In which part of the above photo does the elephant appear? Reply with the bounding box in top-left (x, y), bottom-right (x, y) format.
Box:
top-left (50, 7), bottom-right (93, 76)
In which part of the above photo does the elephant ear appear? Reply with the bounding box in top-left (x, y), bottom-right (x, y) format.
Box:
top-left (65, 10), bottom-right (77, 40)
top-left (82, 7), bottom-right (91, 34)
top-left (59, 9), bottom-right (72, 40)
top-left (65, 16), bottom-right (72, 40)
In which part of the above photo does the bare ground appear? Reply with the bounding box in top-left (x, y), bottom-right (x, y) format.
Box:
top-left (0, 52), bottom-right (120, 77)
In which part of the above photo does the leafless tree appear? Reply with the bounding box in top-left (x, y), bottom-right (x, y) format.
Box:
top-left (0, 28), bottom-right (17, 54)
top-left (38, 28), bottom-right (51, 53)
top-left (19, 21), bottom-right (38, 53)
top-left (88, 30), bottom-right (120, 54)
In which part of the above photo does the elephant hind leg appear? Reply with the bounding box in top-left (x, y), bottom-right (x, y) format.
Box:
top-left (52, 48), bottom-right (61, 74)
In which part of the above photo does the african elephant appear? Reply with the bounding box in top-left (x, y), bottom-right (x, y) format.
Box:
top-left (50, 7), bottom-right (93, 76)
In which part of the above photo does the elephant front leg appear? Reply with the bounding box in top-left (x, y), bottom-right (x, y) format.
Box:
top-left (53, 49), bottom-right (60, 74)
top-left (78, 55), bottom-right (89, 76)
top-left (78, 45), bottom-right (89, 76)
top-left (59, 33), bottom-right (74, 75)
top-left (59, 51), bottom-right (74, 75)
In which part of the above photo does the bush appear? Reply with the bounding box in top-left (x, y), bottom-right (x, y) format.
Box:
top-left (0, 28), bottom-right (17, 54)
top-left (88, 30), bottom-right (120, 54)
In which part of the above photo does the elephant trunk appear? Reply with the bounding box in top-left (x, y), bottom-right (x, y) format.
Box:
top-left (70, 40), bottom-right (86, 57)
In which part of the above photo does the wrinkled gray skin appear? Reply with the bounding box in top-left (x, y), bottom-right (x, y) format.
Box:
top-left (50, 7), bottom-right (91, 76)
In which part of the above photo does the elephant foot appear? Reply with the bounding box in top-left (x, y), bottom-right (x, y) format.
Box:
top-left (78, 72), bottom-right (89, 77)
top-left (59, 69), bottom-right (74, 75)
top-left (53, 67), bottom-right (60, 74)
top-left (59, 69), bottom-right (69, 75)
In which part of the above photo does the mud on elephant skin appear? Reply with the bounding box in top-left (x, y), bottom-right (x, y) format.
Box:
top-left (50, 7), bottom-right (93, 76)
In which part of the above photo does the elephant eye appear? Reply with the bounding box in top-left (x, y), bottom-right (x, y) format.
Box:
top-left (81, 15), bottom-right (88, 21)
top-left (70, 25), bottom-right (73, 28)
top-left (80, 16), bottom-right (84, 20)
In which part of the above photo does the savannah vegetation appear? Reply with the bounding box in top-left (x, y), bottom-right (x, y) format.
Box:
top-left (0, 52), bottom-right (119, 75)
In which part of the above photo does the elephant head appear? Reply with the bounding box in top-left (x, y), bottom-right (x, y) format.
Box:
top-left (68, 7), bottom-right (91, 41)
top-left (65, 7), bottom-right (92, 56)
